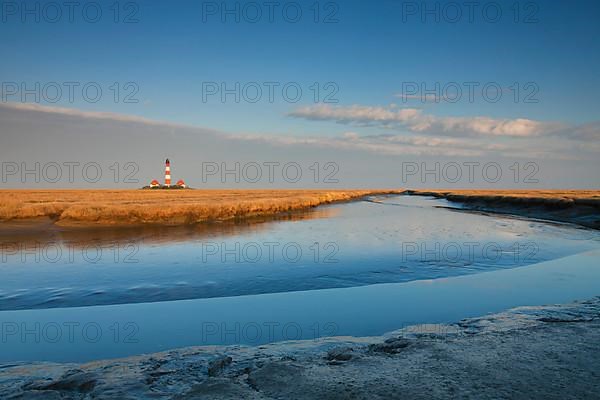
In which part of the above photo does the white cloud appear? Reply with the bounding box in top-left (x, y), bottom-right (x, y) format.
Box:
top-left (342, 131), bottom-right (360, 139)
top-left (289, 104), bottom-right (560, 138)
top-left (1, 101), bottom-right (597, 163)
top-left (290, 105), bottom-right (421, 124)
top-left (231, 132), bottom-right (516, 157)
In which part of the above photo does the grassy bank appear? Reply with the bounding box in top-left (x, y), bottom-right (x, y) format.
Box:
top-left (406, 189), bottom-right (600, 229)
top-left (0, 189), bottom-right (401, 227)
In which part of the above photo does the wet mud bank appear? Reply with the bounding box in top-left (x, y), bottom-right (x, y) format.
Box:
top-left (405, 190), bottom-right (600, 229)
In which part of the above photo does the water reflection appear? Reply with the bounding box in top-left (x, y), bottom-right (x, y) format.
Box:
top-left (0, 196), bottom-right (598, 311)
top-left (0, 207), bottom-right (337, 248)
top-left (2, 250), bottom-right (599, 363)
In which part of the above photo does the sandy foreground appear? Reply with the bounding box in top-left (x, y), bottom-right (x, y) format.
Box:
top-left (1, 297), bottom-right (599, 399)
top-left (406, 189), bottom-right (600, 229)
top-left (0, 190), bottom-right (401, 228)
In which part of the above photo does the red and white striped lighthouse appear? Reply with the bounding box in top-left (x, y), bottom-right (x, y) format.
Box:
top-left (165, 158), bottom-right (171, 187)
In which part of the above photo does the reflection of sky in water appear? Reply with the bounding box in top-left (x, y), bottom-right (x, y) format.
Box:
top-left (2, 250), bottom-right (599, 363)
top-left (1, 196), bottom-right (599, 310)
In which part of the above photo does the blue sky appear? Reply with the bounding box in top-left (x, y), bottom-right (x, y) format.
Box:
top-left (1, 0), bottom-right (599, 187)
top-left (3, 0), bottom-right (599, 128)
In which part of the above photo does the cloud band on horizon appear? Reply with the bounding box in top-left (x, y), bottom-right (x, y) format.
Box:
top-left (288, 104), bottom-right (567, 138)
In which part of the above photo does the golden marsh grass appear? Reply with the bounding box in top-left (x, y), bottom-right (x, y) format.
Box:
top-left (0, 189), bottom-right (401, 227)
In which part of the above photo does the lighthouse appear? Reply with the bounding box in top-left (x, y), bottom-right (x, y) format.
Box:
top-left (145, 159), bottom-right (189, 189)
top-left (165, 158), bottom-right (171, 187)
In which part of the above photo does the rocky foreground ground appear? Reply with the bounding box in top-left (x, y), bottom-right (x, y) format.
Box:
top-left (1, 297), bottom-right (599, 399)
